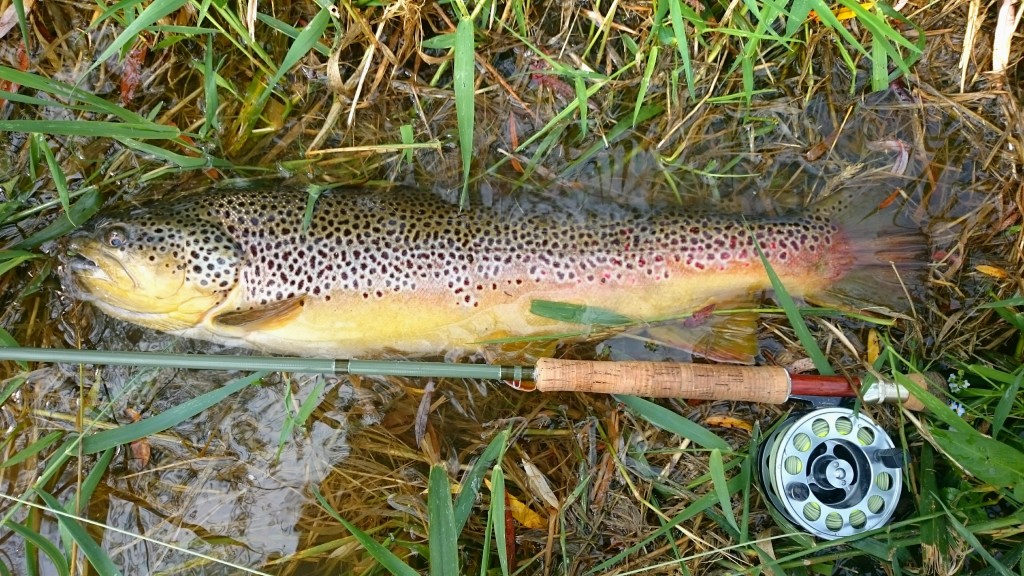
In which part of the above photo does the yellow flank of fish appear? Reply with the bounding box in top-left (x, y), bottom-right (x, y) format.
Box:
top-left (62, 187), bottom-right (926, 359)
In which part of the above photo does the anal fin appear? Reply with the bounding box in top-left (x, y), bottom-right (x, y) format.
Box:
top-left (611, 311), bottom-right (760, 365)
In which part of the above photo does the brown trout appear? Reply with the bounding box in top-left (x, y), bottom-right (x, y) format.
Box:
top-left (61, 186), bottom-right (925, 360)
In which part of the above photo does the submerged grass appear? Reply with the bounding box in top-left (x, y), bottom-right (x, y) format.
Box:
top-left (0, 0), bottom-right (1021, 574)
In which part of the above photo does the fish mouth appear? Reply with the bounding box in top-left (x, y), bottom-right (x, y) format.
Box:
top-left (65, 252), bottom-right (100, 273)
top-left (62, 240), bottom-right (116, 283)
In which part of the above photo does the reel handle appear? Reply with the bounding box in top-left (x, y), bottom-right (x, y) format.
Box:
top-left (532, 358), bottom-right (792, 403)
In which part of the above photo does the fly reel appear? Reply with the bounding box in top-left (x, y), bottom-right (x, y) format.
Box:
top-left (758, 407), bottom-right (904, 539)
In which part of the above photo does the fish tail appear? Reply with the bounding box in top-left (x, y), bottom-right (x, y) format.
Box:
top-left (812, 187), bottom-right (929, 313)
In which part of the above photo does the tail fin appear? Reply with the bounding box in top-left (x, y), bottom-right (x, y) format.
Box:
top-left (809, 186), bottom-right (929, 314)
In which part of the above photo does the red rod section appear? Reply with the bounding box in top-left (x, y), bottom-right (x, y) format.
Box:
top-left (790, 374), bottom-right (859, 397)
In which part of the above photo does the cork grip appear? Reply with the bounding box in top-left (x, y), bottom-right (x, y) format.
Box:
top-left (902, 372), bottom-right (948, 412)
top-left (532, 358), bottom-right (792, 403)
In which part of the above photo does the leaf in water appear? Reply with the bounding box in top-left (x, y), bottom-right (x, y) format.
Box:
top-left (530, 299), bottom-right (633, 326)
top-left (614, 395), bottom-right (730, 451)
top-left (82, 371), bottom-right (265, 454)
top-left (704, 415), bottom-right (752, 432)
top-left (77, 447), bottom-right (116, 514)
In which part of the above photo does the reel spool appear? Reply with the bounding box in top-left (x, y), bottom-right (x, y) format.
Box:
top-left (758, 407), bottom-right (904, 539)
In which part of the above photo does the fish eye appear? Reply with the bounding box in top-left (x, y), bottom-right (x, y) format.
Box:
top-left (104, 226), bottom-right (129, 248)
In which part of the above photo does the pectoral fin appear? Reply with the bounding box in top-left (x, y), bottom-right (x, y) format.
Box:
top-left (211, 296), bottom-right (305, 331)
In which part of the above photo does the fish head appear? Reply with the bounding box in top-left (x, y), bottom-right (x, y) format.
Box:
top-left (62, 203), bottom-right (242, 331)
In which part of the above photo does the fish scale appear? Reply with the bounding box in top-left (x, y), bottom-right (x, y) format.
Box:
top-left (62, 186), bottom-right (925, 360)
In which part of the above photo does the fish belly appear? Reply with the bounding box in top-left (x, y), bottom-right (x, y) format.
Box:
top-left (202, 261), bottom-right (797, 358)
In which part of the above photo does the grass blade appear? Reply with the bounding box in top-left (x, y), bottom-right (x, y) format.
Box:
top-left (428, 464), bottom-right (459, 576)
top-left (668, 0), bottom-right (696, 100)
top-left (938, 498), bottom-right (1015, 576)
top-left (709, 449), bottom-right (739, 533)
top-left (33, 490), bottom-right (121, 576)
top-left (453, 17), bottom-right (475, 206)
top-left (0, 250), bottom-right (38, 277)
top-left (634, 44), bottom-right (658, 126)
top-left (244, 6), bottom-right (330, 139)
top-left (586, 474), bottom-right (746, 574)
top-left (88, 0), bottom-right (187, 77)
top-left (529, 299), bottom-right (632, 326)
top-left (2, 519), bottom-right (71, 576)
top-left (0, 120), bottom-right (178, 139)
top-left (202, 32), bottom-right (219, 138)
top-left (454, 429), bottom-right (509, 533)
top-left (0, 431), bottom-right (63, 469)
top-left (0, 66), bottom-right (146, 123)
top-left (614, 395), bottom-right (729, 451)
top-left (81, 371), bottom-right (265, 454)
top-left (76, 448), bottom-right (116, 514)
top-left (750, 223), bottom-right (833, 374)
top-left (992, 368), bottom-right (1022, 439)
top-left (13, 189), bottom-right (103, 250)
top-left (311, 487), bottom-right (418, 576)
top-left (491, 465), bottom-right (509, 576)
top-left (919, 442), bottom-right (951, 567)
top-left (34, 134), bottom-right (72, 221)
top-left (574, 75), bottom-right (588, 137)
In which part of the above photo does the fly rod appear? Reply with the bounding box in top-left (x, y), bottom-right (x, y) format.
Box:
top-left (0, 347), bottom-right (943, 410)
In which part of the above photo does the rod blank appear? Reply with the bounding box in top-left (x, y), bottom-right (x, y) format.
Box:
top-left (0, 347), bottom-right (943, 409)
